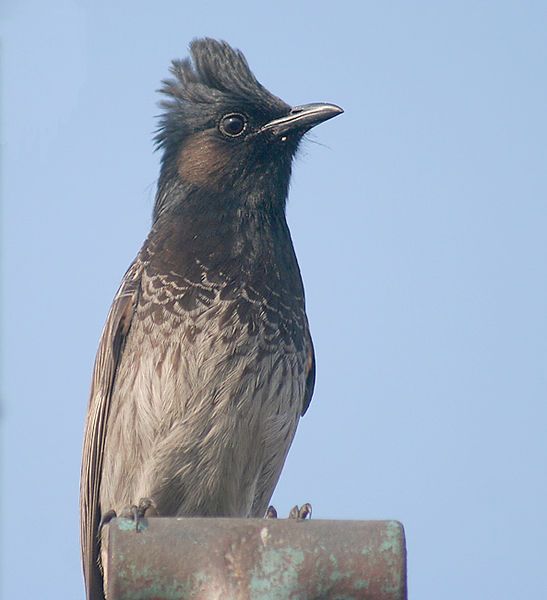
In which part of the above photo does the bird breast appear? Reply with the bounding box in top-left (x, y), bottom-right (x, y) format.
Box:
top-left (99, 265), bottom-right (308, 517)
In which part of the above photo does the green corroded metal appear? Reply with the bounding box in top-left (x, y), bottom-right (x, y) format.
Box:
top-left (104, 517), bottom-right (407, 599)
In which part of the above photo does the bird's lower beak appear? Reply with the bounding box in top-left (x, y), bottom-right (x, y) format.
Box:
top-left (261, 103), bottom-right (343, 136)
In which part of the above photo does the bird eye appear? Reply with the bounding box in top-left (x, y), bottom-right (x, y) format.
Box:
top-left (219, 113), bottom-right (247, 137)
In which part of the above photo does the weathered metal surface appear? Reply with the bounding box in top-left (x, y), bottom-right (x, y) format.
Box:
top-left (105, 517), bottom-right (406, 600)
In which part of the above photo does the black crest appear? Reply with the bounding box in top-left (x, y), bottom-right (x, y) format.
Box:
top-left (158, 38), bottom-right (286, 114)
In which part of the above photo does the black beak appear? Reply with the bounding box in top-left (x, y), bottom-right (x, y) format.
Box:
top-left (261, 103), bottom-right (343, 136)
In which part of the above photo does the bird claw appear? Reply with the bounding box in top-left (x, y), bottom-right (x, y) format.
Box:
top-left (119, 497), bottom-right (158, 532)
top-left (289, 503), bottom-right (312, 520)
top-left (264, 503), bottom-right (312, 520)
top-left (99, 509), bottom-right (117, 529)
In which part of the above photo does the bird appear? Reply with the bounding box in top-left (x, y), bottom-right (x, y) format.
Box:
top-left (80, 37), bottom-right (342, 600)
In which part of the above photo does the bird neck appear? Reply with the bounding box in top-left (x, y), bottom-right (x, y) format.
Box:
top-left (147, 176), bottom-right (297, 276)
top-left (153, 153), bottom-right (292, 222)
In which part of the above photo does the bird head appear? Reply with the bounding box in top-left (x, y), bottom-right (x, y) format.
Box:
top-left (154, 38), bottom-right (342, 219)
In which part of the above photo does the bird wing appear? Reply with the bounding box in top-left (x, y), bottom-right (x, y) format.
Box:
top-left (80, 257), bottom-right (143, 600)
top-left (301, 332), bottom-right (316, 416)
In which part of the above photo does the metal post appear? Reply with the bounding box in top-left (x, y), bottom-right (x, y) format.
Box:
top-left (105, 517), bottom-right (407, 599)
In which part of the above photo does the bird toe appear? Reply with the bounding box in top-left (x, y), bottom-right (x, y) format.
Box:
top-left (288, 503), bottom-right (312, 520)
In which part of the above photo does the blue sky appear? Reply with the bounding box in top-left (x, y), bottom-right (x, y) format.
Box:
top-left (2, 1), bottom-right (547, 598)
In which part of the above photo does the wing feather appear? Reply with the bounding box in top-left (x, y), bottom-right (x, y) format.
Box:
top-left (80, 258), bottom-right (142, 600)
top-left (301, 332), bottom-right (315, 416)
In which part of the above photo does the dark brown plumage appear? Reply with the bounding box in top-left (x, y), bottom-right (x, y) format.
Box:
top-left (80, 38), bottom-right (342, 600)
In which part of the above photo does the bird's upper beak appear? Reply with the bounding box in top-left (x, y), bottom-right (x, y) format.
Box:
top-left (261, 103), bottom-right (343, 136)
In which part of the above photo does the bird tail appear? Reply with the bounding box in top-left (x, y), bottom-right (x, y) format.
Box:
top-left (85, 564), bottom-right (106, 600)
top-left (83, 544), bottom-right (106, 600)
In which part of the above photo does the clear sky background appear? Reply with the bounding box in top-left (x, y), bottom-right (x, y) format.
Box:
top-left (2, 1), bottom-right (546, 598)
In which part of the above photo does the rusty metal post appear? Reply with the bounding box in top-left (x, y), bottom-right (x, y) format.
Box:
top-left (105, 517), bottom-right (406, 599)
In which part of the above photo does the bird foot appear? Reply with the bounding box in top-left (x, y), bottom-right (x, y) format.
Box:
top-left (99, 509), bottom-right (117, 529)
top-left (264, 503), bottom-right (312, 520)
top-left (119, 497), bottom-right (158, 532)
top-left (289, 503), bottom-right (312, 520)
